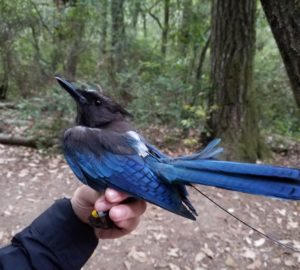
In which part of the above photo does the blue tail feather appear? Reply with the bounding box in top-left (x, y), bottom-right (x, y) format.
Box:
top-left (151, 159), bottom-right (300, 200)
top-left (175, 138), bottom-right (223, 160)
top-left (173, 159), bottom-right (300, 181)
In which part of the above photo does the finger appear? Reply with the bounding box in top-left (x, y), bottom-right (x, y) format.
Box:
top-left (72, 185), bottom-right (103, 209)
top-left (109, 200), bottom-right (147, 222)
top-left (96, 227), bottom-right (126, 239)
top-left (105, 188), bottom-right (129, 203)
top-left (94, 189), bottom-right (125, 212)
top-left (95, 188), bottom-right (131, 211)
top-left (114, 217), bottom-right (140, 232)
top-left (94, 197), bottom-right (115, 212)
top-left (96, 218), bottom-right (140, 239)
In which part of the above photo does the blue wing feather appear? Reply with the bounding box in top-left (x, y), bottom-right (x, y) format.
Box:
top-left (64, 153), bottom-right (87, 184)
top-left (63, 127), bottom-right (196, 220)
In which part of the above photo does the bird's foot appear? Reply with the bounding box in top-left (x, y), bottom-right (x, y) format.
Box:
top-left (88, 210), bottom-right (118, 229)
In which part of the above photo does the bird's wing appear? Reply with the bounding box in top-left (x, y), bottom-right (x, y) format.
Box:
top-left (63, 126), bottom-right (195, 220)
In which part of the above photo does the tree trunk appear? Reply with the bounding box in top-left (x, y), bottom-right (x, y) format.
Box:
top-left (260, 0), bottom-right (300, 108)
top-left (29, 24), bottom-right (48, 82)
top-left (51, 1), bottom-right (65, 72)
top-left (65, 6), bottom-right (85, 80)
top-left (131, 0), bottom-right (140, 31)
top-left (0, 73), bottom-right (8, 100)
top-left (142, 11), bottom-right (147, 37)
top-left (161, 0), bottom-right (170, 57)
top-left (65, 23), bottom-right (85, 80)
top-left (0, 44), bottom-right (12, 100)
top-left (0, 52), bottom-right (9, 100)
top-left (208, 0), bottom-right (261, 161)
top-left (179, 0), bottom-right (192, 58)
top-left (111, 0), bottom-right (125, 73)
top-left (100, 0), bottom-right (108, 56)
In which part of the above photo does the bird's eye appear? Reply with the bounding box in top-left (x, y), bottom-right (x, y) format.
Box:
top-left (95, 99), bottom-right (102, 105)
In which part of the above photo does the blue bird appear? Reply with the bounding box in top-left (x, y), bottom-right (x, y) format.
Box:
top-left (56, 76), bottom-right (300, 221)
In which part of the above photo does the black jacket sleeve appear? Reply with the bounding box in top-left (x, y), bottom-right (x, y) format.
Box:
top-left (0, 198), bottom-right (98, 270)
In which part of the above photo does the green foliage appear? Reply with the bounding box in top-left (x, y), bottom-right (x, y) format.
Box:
top-left (0, 0), bottom-right (299, 149)
top-left (17, 85), bottom-right (75, 146)
top-left (180, 104), bottom-right (206, 129)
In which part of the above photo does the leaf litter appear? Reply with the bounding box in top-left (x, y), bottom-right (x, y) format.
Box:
top-left (0, 142), bottom-right (300, 269)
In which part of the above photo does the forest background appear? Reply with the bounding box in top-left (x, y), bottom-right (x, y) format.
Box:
top-left (0, 0), bottom-right (299, 161)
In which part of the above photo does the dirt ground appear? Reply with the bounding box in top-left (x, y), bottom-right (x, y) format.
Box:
top-left (0, 143), bottom-right (300, 270)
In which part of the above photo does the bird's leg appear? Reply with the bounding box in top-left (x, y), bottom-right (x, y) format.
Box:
top-left (88, 197), bottom-right (137, 229)
top-left (88, 210), bottom-right (117, 229)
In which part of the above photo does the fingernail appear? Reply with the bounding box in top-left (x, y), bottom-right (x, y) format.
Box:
top-left (106, 189), bottom-right (120, 202)
top-left (111, 208), bottom-right (126, 221)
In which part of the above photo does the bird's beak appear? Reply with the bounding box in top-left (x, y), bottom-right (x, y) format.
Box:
top-left (55, 76), bottom-right (87, 104)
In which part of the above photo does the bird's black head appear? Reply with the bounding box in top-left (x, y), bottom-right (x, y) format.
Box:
top-left (56, 76), bottom-right (132, 127)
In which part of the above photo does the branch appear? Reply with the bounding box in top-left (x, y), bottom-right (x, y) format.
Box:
top-left (0, 102), bottom-right (16, 109)
top-left (148, 0), bottom-right (162, 11)
top-left (190, 33), bottom-right (211, 106)
top-left (148, 10), bottom-right (163, 30)
top-left (195, 34), bottom-right (211, 81)
top-left (0, 134), bottom-right (37, 148)
top-left (28, 0), bottom-right (52, 35)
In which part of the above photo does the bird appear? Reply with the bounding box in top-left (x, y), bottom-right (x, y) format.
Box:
top-left (56, 76), bottom-right (300, 222)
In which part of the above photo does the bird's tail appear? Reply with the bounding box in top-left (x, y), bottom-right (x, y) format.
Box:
top-left (154, 140), bottom-right (300, 200)
top-left (169, 159), bottom-right (300, 199)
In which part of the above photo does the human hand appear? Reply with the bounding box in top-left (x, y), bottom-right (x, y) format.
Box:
top-left (71, 185), bottom-right (147, 239)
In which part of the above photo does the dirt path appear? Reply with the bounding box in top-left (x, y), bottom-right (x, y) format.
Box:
top-left (0, 143), bottom-right (299, 269)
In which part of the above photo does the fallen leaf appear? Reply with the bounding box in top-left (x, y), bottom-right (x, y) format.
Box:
top-left (245, 237), bottom-right (252, 245)
top-left (254, 238), bottom-right (265, 247)
top-left (293, 240), bottom-right (300, 250)
top-left (18, 169), bottom-right (29, 178)
top-left (167, 248), bottom-right (180, 258)
top-left (275, 208), bottom-right (286, 216)
top-left (287, 220), bottom-right (298, 230)
top-left (153, 232), bottom-right (167, 241)
top-left (195, 252), bottom-right (206, 263)
top-left (293, 252), bottom-right (300, 263)
top-left (276, 217), bottom-right (282, 224)
top-left (168, 263), bottom-right (181, 270)
top-left (246, 259), bottom-right (261, 269)
top-left (3, 210), bottom-right (11, 216)
top-left (123, 260), bottom-right (131, 270)
top-left (225, 256), bottom-right (237, 267)
top-left (201, 244), bottom-right (214, 259)
top-left (241, 248), bottom-right (256, 260)
top-left (128, 246), bottom-right (148, 263)
top-left (284, 259), bottom-right (295, 267)
top-left (271, 258), bottom-right (281, 265)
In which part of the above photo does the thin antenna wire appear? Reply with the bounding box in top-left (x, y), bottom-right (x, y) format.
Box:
top-left (191, 184), bottom-right (300, 253)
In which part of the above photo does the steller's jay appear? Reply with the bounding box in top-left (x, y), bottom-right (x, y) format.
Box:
top-left (56, 76), bottom-right (300, 223)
